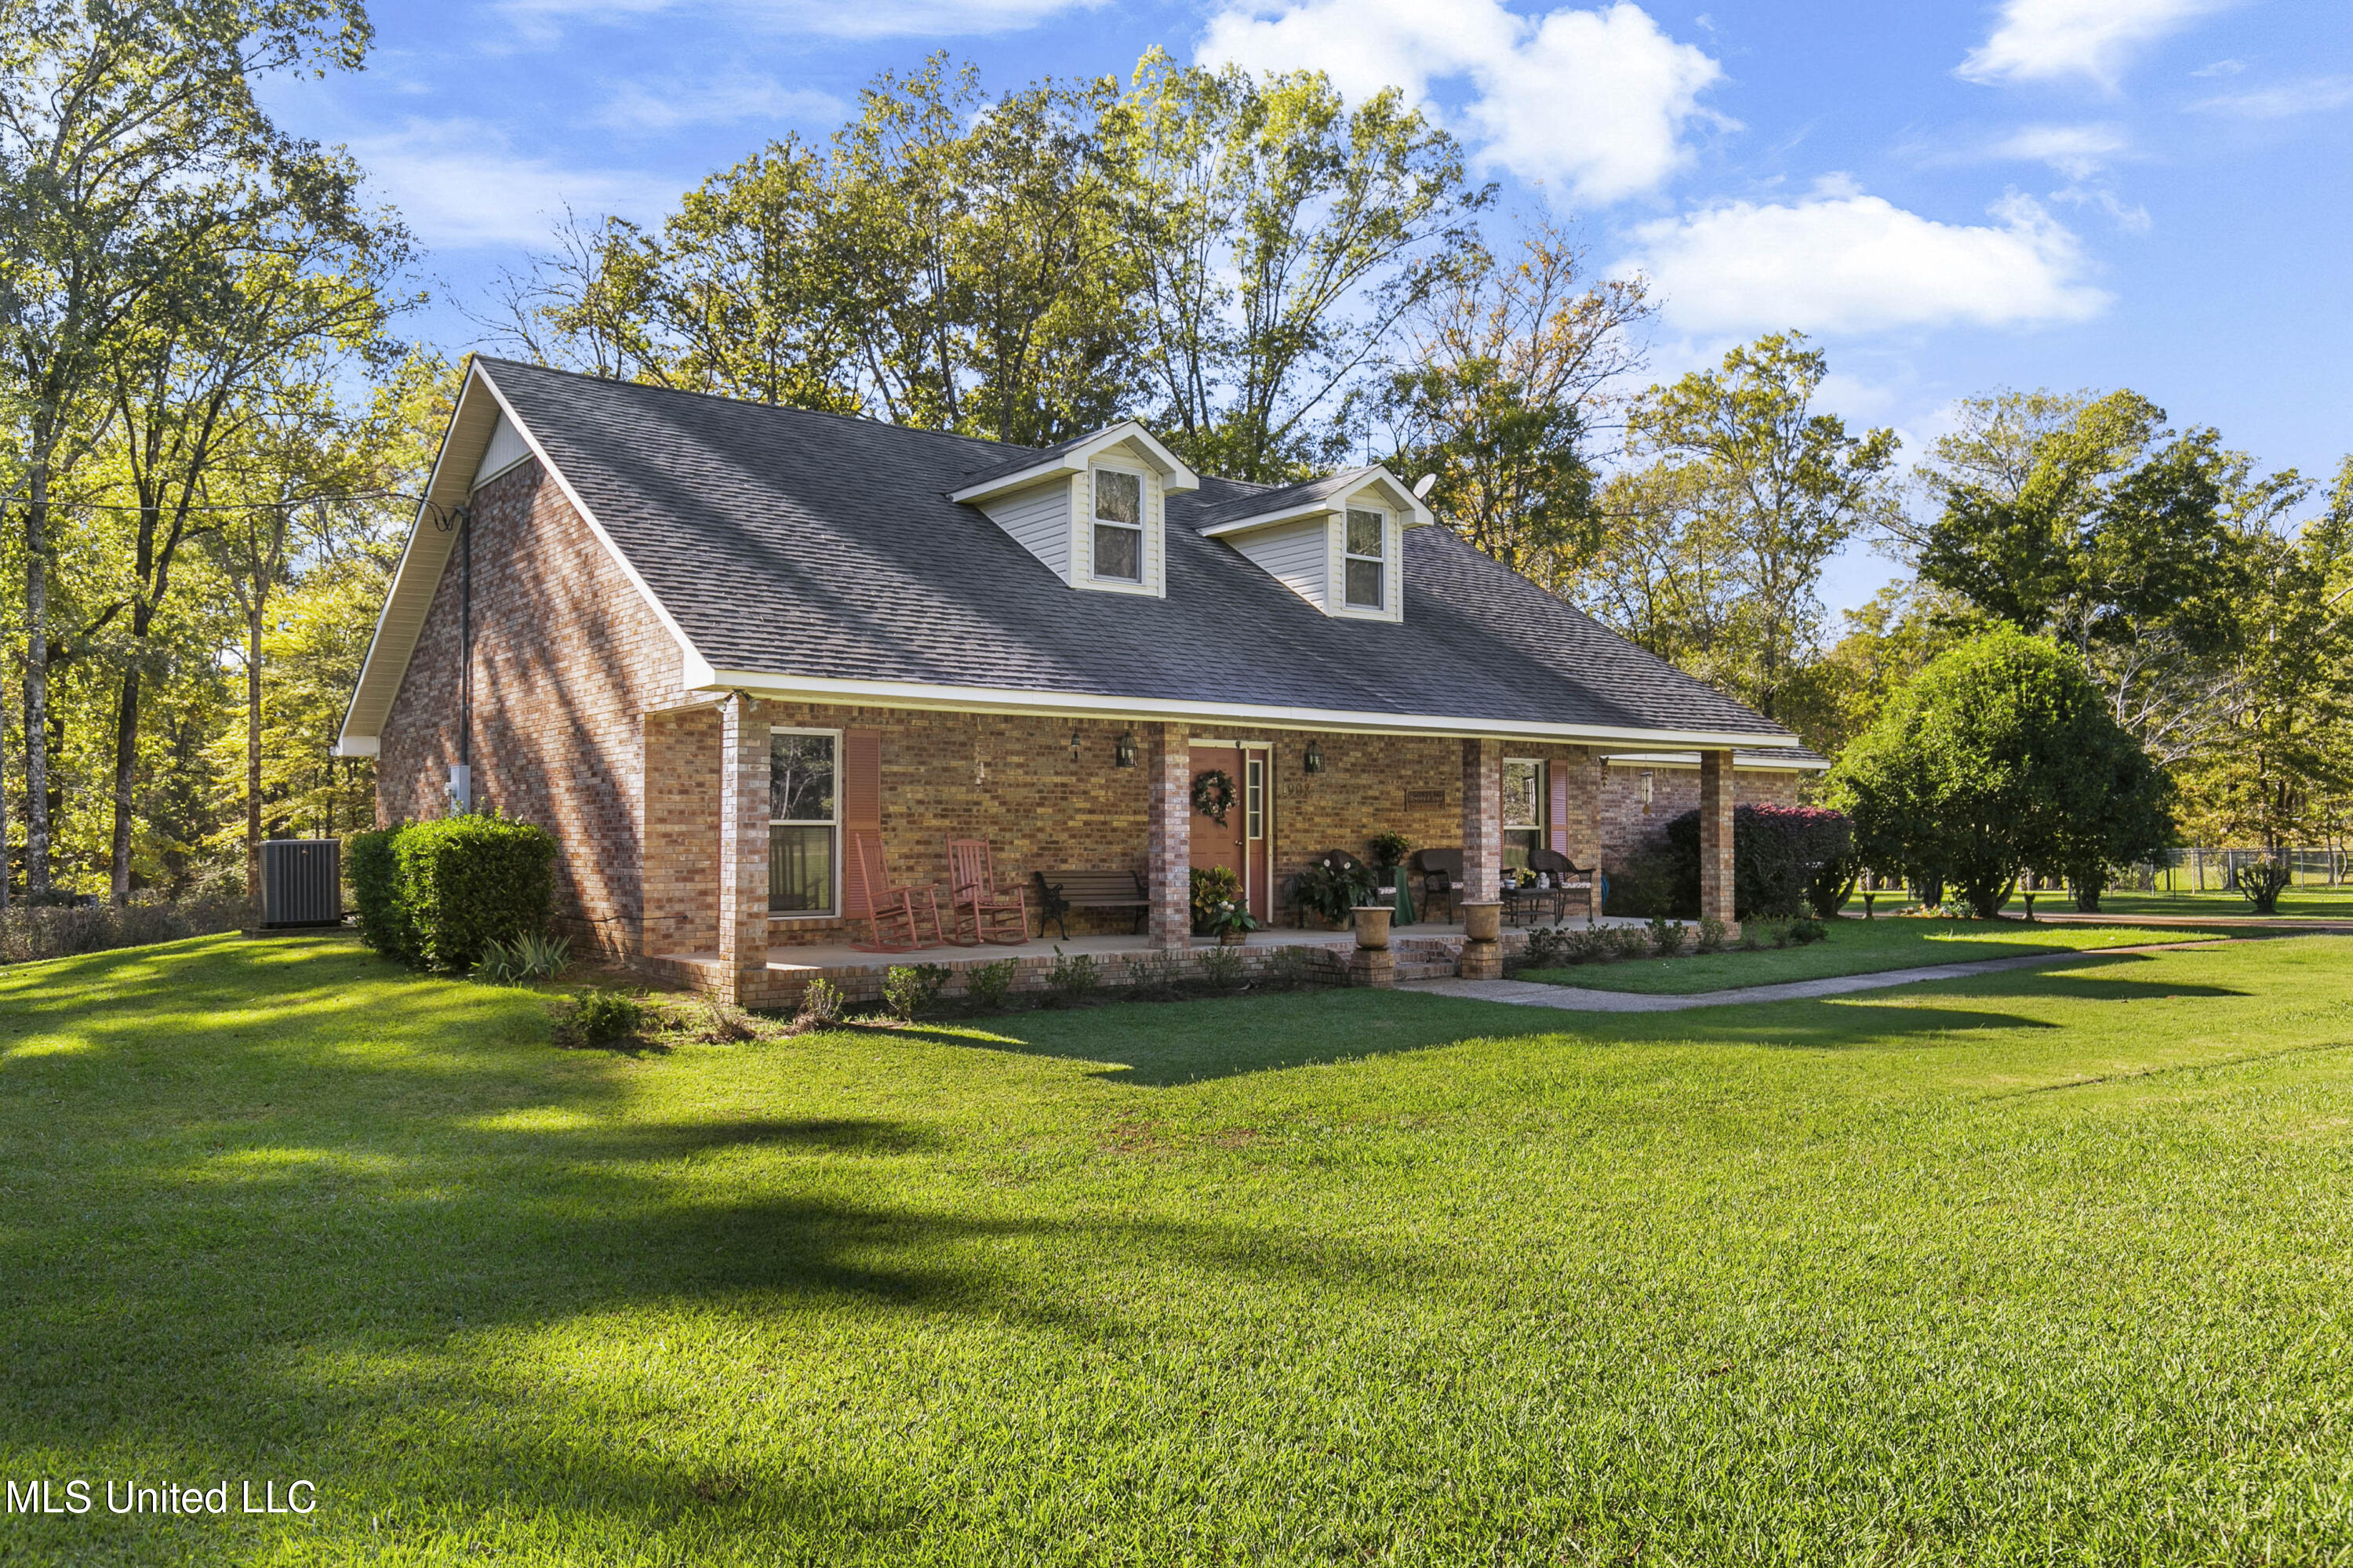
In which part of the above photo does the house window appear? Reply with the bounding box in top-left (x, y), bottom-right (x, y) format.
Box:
top-left (769, 730), bottom-right (838, 915)
top-left (1502, 757), bottom-right (1543, 871)
top-left (1344, 508), bottom-right (1385, 609)
top-left (1092, 467), bottom-right (1144, 583)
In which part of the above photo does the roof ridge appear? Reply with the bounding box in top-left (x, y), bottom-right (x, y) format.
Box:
top-left (472, 354), bottom-right (1037, 467)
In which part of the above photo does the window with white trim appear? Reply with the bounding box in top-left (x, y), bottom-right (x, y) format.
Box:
top-left (1344, 507), bottom-right (1386, 609)
top-left (769, 730), bottom-right (838, 915)
top-left (1502, 757), bottom-right (1543, 871)
top-left (1092, 466), bottom-right (1144, 583)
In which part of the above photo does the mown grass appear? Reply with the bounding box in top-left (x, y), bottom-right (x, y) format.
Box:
top-left (1515, 916), bottom-right (2234, 995)
top-left (5, 931), bottom-right (2353, 1563)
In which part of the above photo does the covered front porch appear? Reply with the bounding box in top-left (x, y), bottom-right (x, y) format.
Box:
top-left (642, 699), bottom-right (1742, 1008)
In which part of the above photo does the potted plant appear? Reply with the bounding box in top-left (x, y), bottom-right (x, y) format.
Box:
top-left (1292, 855), bottom-right (1377, 930)
top-left (1189, 865), bottom-right (1244, 935)
top-left (1367, 831), bottom-right (1411, 887)
top-left (1203, 897), bottom-right (1260, 946)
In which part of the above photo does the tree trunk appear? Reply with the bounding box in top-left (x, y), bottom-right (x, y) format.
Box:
top-left (246, 604), bottom-right (265, 921)
top-left (23, 471), bottom-right (51, 895)
top-left (107, 664), bottom-right (141, 901)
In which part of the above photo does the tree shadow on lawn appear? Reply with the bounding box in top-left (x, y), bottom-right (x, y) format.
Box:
top-left (895, 987), bottom-right (2075, 1085)
top-left (4, 940), bottom-right (1415, 1537)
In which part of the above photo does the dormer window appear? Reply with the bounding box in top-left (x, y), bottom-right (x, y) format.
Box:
top-left (1092, 467), bottom-right (1144, 583)
top-left (1344, 508), bottom-right (1386, 609)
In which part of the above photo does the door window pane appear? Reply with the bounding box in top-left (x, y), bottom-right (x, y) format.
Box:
top-left (1501, 760), bottom-right (1540, 829)
top-left (769, 824), bottom-right (832, 913)
top-left (1094, 522), bottom-right (1142, 581)
top-left (771, 733), bottom-right (834, 822)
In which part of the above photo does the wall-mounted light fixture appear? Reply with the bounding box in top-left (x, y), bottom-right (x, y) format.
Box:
top-left (1303, 738), bottom-right (1324, 774)
top-left (1115, 729), bottom-right (1138, 768)
top-left (1070, 728), bottom-right (1082, 765)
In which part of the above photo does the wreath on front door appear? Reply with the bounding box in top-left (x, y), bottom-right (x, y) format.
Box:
top-left (1191, 768), bottom-right (1238, 824)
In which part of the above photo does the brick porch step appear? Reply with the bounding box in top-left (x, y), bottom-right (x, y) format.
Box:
top-left (1393, 959), bottom-right (1458, 982)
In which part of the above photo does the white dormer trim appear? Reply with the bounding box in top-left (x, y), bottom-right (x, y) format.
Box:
top-left (1196, 465), bottom-right (1435, 539)
top-left (950, 420), bottom-right (1200, 506)
top-left (1214, 467), bottom-right (1427, 624)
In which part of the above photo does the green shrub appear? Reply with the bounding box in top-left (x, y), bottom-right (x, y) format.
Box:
top-left (964, 959), bottom-right (1020, 1011)
top-left (1047, 948), bottom-right (1100, 1004)
top-left (793, 978), bottom-right (845, 1031)
top-left (1607, 926), bottom-right (1653, 961)
top-left (1196, 945), bottom-right (1245, 991)
top-left (473, 931), bottom-right (572, 985)
top-left (883, 963), bottom-right (951, 1021)
top-left (562, 991), bottom-right (646, 1047)
top-left (699, 998), bottom-right (758, 1043)
top-left (389, 812), bottom-right (556, 973)
top-left (1696, 915), bottom-right (1729, 954)
top-left (1787, 917), bottom-right (1827, 945)
top-left (347, 826), bottom-right (409, 960)
top-left (1649, 916), bottom-right (1688, 957)
top-left (1128, 949), bottom-right (1186, 1000)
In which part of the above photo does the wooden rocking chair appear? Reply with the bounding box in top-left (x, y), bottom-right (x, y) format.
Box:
top-left (846, 829), bottom-right (942, 953)
top-left (945, 837), bottom-right (1031, 945)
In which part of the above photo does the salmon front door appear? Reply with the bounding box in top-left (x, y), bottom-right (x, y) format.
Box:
top-left (1188, 742), bottom-right (1269, 921)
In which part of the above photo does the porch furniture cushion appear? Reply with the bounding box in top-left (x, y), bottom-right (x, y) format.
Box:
top-left (846, 830), bottom-right (945, 953)
top-left (1031, 868), bottom-right (1148, 940)
top-left (1413, 847), bottom-right (1464, 924)
top-left (947, 838), bottom-right (1029, 945)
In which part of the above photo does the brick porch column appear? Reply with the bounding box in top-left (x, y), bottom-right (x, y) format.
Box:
top-left (1700, 748), bottom-right (1737, 932)
top-left (717, 695), bottom-right (770, 1003)
top-left (1146, 721), bottom-right (1190, 947)
top-left (1461, 738), bottom-right (1501, 902)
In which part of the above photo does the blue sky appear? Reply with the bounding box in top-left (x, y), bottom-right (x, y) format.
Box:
top-left (267, 0), bottom-right (2351, 613)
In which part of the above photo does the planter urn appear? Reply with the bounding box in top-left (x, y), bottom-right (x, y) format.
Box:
top-left (1351, 905), bottom-right (1393, 950)
top-left (1460, 900), bottom-right (1503, 944)
top-left (1217, 929), bottom-right (1249, 947)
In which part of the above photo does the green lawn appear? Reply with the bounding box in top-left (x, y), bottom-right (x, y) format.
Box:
top-left (6, 932), bottom-right (2353, 1563)
top-left (1844, 886), bottom-right (2353, 921)
top-left (1517, 916), bottom-right (2232, 995)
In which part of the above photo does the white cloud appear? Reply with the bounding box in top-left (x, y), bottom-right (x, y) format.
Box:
top-left (1959, 0), bottom-right (2233, 89)
top-left (2191, 76), bottom-right (2353, 118)
top-left (1198, 0), bottom-right (1724, 205)
top-left (1622, 180), bottom-right (2111, 336)
top-left (1991, 122), bottom-right (2129, 180)
top-left (353, 118), bottom-right (681, 248)
top-left (495, 0), bottom-right (1093, 43)
top-left (592, 71), bottom-right (842, 133)
top-left (2191, 56), bottom-right (2246, 77)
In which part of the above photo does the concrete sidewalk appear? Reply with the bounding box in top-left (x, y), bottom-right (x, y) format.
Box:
top-left (1400, 940), bottom-right (2243, 1013)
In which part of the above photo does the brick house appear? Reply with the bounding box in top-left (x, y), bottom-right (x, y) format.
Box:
top-left (337, 358), bottom-right (1817, 1004)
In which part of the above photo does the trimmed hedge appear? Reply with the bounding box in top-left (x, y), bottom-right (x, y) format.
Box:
top-left (1608, 803), bottom-right (1853, 920)
top-left (351, 813), bottom-right (556, 972)
top-left (348, 826), bottom-right (409, 960)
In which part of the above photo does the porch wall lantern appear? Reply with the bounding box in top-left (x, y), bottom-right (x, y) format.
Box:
top-left (1070, 729), bottom-right (1082, 765)
top-left (1303, 738), bottom-right (1324, 774)
top-left (1114, 729), bottom-right (1138, 768)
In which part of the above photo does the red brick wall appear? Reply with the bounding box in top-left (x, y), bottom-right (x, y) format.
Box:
top-left (1596, 764), bottom-right (1806, 868)
top-left (375, 459), bottom-right (693, 955)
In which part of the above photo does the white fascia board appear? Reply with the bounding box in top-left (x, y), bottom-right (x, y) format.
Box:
top-left (1197, 502), bottom-right (1338, 539)
top-left (1603, 750), bottom-right (1831, 771)
top-left (470, 366), bottom-right (717, 688)
top-left (700, 667), bottom-right (1801, 749)
top-left (1348, 467), bottom-right (1436, 528)
top-left (948, 421), bottom-right (1201, 504)
top-left (336, 358), bottom-right (492, 755)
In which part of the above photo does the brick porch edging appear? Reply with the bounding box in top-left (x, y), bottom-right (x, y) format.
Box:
top-left (635, 930), bottom-right (1533, 1010)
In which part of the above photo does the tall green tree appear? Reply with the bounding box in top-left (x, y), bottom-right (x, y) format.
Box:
top-left (1104, 49), bottom-right (1489, 480)
top-left (0, 0), bottom-right (369, 893)
top-left (1827, 628), bottom-right (2172, 918)
top-left (1573, 333), bottom-right (1900, 722)
top-left (1379, 222), bottom-right (1651, 579)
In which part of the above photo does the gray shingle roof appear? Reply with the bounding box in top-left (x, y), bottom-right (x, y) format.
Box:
top-left (479, 358), bottom-right (1792, 742)
top-left (1186, 467), bottom-right (1373, 531)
